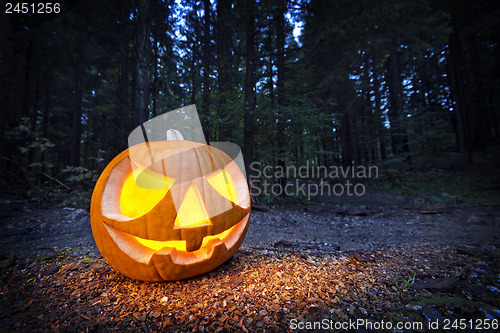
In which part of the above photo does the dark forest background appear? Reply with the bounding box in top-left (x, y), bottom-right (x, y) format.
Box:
top-left (0, 0), bottom-right (499, 206)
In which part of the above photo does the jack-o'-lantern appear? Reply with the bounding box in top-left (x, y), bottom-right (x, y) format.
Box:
top-left (90, 133), bottom-right (251, 281)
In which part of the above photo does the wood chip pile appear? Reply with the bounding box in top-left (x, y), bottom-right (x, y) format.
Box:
top-left (1, 243), bottom-right (499, 332)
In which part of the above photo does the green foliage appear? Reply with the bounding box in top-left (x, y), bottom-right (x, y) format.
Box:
top-left (389, 271), bottom-right (416, 294)
top-left (38, 248), bottom-right (76, 263)
top-left (412, 298), bottom-right (500, 319)
top-left (59, 166), bottom-right (100, 208)
top-left (368, 150), bottom-right (500, 205)
top-left (62, 166), bottom-right (99, 185)
top-left (2, 119), bottom-right (98, 207)
top-left (0, 252), bottom-right (17, 269)
top-left (81, 257), bottom-right (94, 264)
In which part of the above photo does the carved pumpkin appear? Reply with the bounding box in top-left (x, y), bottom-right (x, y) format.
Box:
top-left (90, 137), bottom-right (251, 281)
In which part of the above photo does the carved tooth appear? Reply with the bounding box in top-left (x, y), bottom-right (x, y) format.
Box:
top-left (184, 234), bottom-right (204, 252)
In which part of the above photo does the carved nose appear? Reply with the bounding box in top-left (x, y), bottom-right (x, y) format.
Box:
top-left (174, 184), bottom-right (212, 229)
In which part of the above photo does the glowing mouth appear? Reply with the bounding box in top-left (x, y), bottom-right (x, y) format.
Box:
top-left (103, 213), bottom-right (249, 265)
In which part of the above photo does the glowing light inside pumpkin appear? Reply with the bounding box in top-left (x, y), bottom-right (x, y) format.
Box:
top-left (174, 184), bottom-right (212, 228)
top-left (136, 237), bottom-right (187, 252)
top-left (207, 169), bottom-right (238, 204)
top-left (120, 171), bottom-right (175, 218)
top-left (134, 221), bottom-right (238, 252)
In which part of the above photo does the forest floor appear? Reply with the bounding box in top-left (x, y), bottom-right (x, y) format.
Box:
top-left (0, 192), bottom-right (499, 332)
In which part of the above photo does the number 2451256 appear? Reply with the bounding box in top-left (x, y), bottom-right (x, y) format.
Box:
top-left (5, 2), bottom-right (61, 14)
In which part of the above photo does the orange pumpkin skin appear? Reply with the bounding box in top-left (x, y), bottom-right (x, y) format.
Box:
top-left (90, 140), bottom-right (251, 281)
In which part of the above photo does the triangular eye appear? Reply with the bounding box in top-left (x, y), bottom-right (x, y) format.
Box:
top-left (207, 168), bottom-right (238, 204)
top-left (120, 170), bottom-right (175, 219)
top-left (174, 183), bottom-right (212, 228)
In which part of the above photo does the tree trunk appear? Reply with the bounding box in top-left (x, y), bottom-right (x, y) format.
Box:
top-left (372, 69), bottom-right (386, 161)
top-left (202, 0), bottom-right (211, 141)
top-left (266, 30), bottom-right (275, 108)
top-left (28, 75), bottom-right (40, 166)
top-left (216, 0), bottom-right (232, 141)
top-left (275, 0), bottom-right (287, 191)
top-left (190, 1), bottom-right (199, 106)
top-left (386, 45), bottom-right (409, 160)
top-left (447, 19), bottom-right (472, 163)
top-left (243, 0), bottom-right (256, 181)
top-left (70, 29), bottom-right (83, 167)
top-left (152, 39), bottom-right (158, 118)
top-left (130, 46), bottom-right (137, 130)
top-left (0, 10), bottom-right (14, 183)
top-left (21, 35), bottom-right (33, 118)
top-left (43, 82), bottom-right (50, 137)
top-left (115, 16), bottom-right (130, 153)
top-left (135, 0), bottom-right (151, 126)
top-left (468, 35), bottom-right (490, 152)
top-left (341, 107), bottom-right (353, 165)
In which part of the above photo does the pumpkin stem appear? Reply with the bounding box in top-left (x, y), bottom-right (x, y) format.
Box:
top-left (166, 129), bottom-right (185, 141)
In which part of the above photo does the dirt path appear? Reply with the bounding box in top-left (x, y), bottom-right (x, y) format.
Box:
top-left (1, 192), bottom-right (498, 258)
top-left (1, 193), bottom-right (500, 332)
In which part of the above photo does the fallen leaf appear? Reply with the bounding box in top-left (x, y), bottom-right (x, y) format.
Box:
top-left (229, 276), bottom-right (243, 288)
top-left (350, 250), bottom-right (375, 263)
top-left (21, 299), bottom-right (33, 311)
